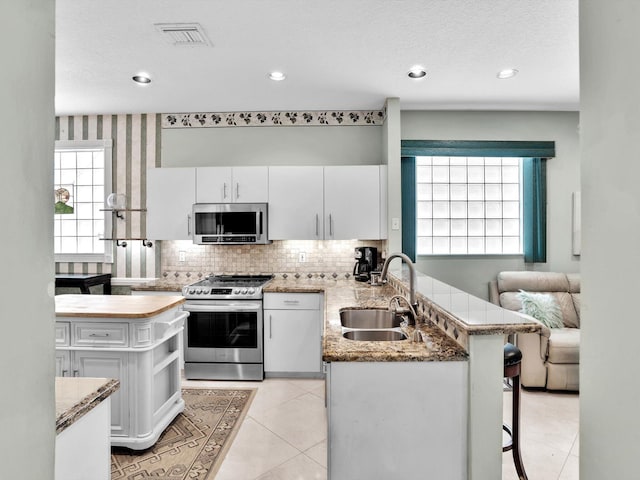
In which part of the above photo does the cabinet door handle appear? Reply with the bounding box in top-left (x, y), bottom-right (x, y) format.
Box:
top-left (315, 214), bottom-right (319, 236)
top-left (62, 369), bottom-right (68, 377)
top-left (236, 182), bottom-right (239, 200)
top-left (223, 182), bottom-right (228, 200)
top-left (187, 214), bottom-right (191, 236)
top-left (269, 314), bottom-right (273, 339)
top-left (73, 370), bottom-right (79, 377)
top-left (329, 214), bottom-right (333, 236)
top-left (89, 333), bottom-right (110, 337)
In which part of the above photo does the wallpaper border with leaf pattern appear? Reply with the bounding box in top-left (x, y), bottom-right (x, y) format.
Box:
top-left (162, 109), bottom-right (386, 128)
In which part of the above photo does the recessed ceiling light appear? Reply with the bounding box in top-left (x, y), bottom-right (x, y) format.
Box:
top-left (132, 74), bottom-right (152, 84)
top-left (497, 68), bottom-right (518, 79)
top-left (408, 65), bottom-right (427, 79)
top-left (268, 71), bottom-right (286, 81)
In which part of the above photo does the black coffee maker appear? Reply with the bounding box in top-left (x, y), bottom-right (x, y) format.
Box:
top-left (353, 247), bottom-right (377, 282)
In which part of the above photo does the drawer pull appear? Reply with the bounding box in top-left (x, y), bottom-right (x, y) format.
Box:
top-left (62, 369), bottom-right (68, 377)
top-left (89, 333), bottom-right (111, 337)
top-left (283, 300), bottom-right (300, 304)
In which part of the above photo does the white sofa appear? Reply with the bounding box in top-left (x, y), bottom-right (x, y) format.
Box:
top-left (489, 271), bottom-right (580, 391)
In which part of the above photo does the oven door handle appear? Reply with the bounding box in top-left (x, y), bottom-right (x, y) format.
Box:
top-left (183, 303), bottom-right (262, 312)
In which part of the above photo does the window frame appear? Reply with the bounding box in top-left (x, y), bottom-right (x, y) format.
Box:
top-left (401, 140), bottom-right (554, 263)
top-left (54, 139), bottom-right (114, 264)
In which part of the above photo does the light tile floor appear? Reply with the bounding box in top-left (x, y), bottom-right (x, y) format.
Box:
top-left (182, 378), bottom-right (579, 480)
top-left (503, 388), bottom-right (579, 480)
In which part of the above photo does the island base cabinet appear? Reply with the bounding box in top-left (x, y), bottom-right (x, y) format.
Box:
top-left (55, 306), bottom-right (186, 450)
top-left (326, 361), bottom-right (468, 480)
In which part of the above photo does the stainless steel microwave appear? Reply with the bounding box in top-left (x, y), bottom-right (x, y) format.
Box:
top-left (192, 203), bottom-right (269, 245)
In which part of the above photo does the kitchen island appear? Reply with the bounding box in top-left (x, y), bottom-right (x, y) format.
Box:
top-left (55, 294), bottom-right (187, 450)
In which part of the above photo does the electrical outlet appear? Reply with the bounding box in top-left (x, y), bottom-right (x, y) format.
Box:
top-left (299, 252), bottom-right (307, 263)
top-left (179, 251), bottom-right (186, 262)
top-left (391, 218), bottom-right (401, 230)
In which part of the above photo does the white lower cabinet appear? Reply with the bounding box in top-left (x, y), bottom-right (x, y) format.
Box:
top-left (263, 293), bottom-right (323, 377)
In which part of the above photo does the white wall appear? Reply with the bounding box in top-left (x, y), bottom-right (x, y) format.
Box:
top-left (580, 2), bottom-right (640, 478)
top-left (0, 2), bottom-right (56, 479)
top-left (162, 124), bottom-right (383, 167)
top-left (400, 110), bottom-right (581, 299)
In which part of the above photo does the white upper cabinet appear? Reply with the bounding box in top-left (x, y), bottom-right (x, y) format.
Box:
top-left (268, 166), bottom-right (324, 240)
top-left (196, 166), bottom-right (268, 203)
top-left (147, 167), bottom-right (195, 240)
top-left (324, 165), bottom-right (383, 240)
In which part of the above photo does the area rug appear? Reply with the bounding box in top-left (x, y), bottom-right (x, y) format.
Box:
top-left (111, 388), bottom-right (256, 479)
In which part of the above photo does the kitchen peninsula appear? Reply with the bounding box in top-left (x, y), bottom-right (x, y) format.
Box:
top-left (264, 269), bottom-right (539, 480)
top-left (55, 294), bottom-right (187, 450)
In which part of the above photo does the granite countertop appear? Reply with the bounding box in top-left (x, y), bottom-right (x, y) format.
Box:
top-left (264, 277), bottom-right (468, 362)
top-left (131, 270), bottom-right (539, 358)
top-left (55, 294), bottom-right (184, 318)
top-left (56, 377), bottom-right (120, 434)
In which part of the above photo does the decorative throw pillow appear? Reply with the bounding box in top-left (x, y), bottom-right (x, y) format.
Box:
top-left (516, 290), bottom-right (564, 329)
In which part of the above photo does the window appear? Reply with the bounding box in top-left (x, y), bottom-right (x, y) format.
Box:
top-left (54, 140), bottom-right (113, 263)
top-left (416, 156), bottom-right (522, 255)
top-left (401, 140), bottom-right (554, 262)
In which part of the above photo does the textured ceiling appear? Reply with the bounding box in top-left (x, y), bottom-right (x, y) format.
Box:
top-left (55, 0), bottom-right (579, 115)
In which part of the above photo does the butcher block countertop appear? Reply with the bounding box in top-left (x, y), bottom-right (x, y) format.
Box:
top-left (55, 294), bottom-right (184, 318)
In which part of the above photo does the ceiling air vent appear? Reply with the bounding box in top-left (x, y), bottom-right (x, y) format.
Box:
top-left (154, 23), bottom-right (211, 46)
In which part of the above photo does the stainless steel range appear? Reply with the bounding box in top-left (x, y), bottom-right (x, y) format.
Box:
top-left (181, 274), bottom-right (274, 381)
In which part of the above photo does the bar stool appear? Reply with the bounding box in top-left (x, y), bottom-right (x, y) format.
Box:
top-left (503, 342), bottom-right (528, 480)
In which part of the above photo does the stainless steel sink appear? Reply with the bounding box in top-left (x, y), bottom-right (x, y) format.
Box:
top-left (339, 309), bottom-right (403, 329)
top-left (342, 330), bottom-right (407, 341)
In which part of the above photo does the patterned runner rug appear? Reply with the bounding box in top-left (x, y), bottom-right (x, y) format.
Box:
top-left (111, 388), bottom-right (256, 479)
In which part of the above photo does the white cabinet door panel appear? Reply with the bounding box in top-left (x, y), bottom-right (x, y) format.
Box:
top-left (232, 166), bottom-right (269, 203)
top-left (74, 350), bottom-right (129, 437)
top-left (268, 166), bottom-right (324, 240)
top-left (324, 165), bottom-right (381, 240)
top-left (147, 167), bottom-right (195, 240)
top-left (196, 166), bottom-right (232, 203)
top-left (197, 166), bottom-right (268, 203)
top-left (264, 309), bottom-right (321, 373)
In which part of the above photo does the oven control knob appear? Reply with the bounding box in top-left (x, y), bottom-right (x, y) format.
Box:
top-left (233, 288), bottom-right (241, 295)
top-left (247, 288), bottom-right (256, 295)
top-left (188, 288), bottom-right (196, 294)
top-left (241, 288), bottom-right (248, 294)
top-left (196, 288), bottom-right (202, 294)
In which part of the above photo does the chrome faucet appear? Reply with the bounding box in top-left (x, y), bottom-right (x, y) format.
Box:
top-left (380, 252), bottom-right (418, 311)
top-left (388, 294), bottom-right (418, 326)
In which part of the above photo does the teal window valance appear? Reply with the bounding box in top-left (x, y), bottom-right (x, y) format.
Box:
top-left (401, 140), bottom-right (555, 158)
